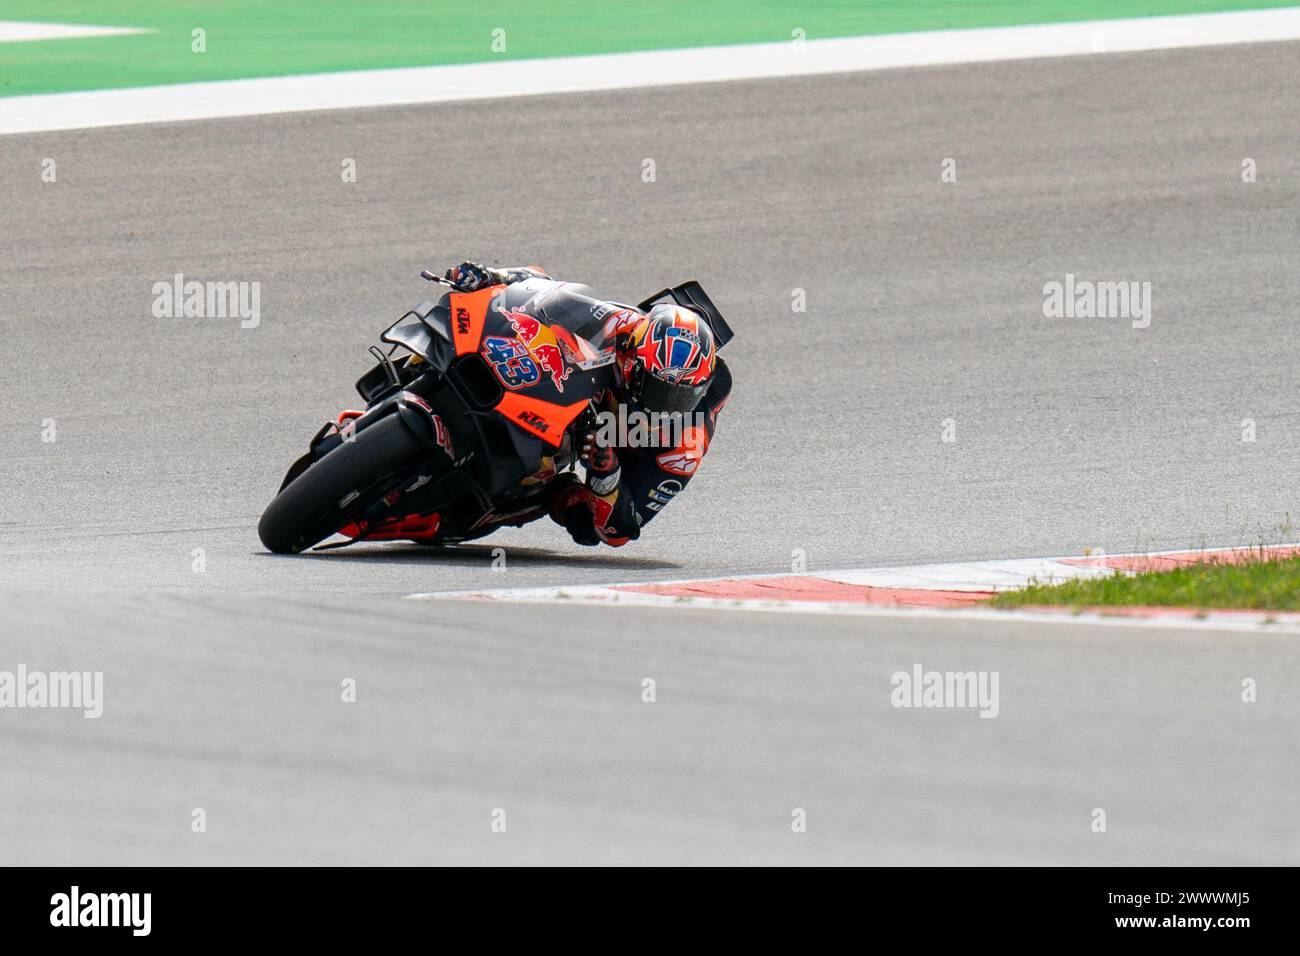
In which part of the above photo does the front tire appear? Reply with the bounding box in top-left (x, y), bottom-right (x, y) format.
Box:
top-left (258, 413), bottom-right (427, 554)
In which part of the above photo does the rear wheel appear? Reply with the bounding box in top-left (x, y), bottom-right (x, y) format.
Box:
top-left (258, 414), bottom-right (428, 554)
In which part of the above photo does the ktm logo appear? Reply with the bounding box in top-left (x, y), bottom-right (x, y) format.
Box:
top-left (455, 307), bottom-right (471, 335)
top-left (516, 410), bottom-right (549, 432)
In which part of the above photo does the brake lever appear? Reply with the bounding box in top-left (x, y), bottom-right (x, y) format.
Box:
top-left (420, 269), bottom-right (455, 286)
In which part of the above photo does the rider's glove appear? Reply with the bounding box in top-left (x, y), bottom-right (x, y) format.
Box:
top-left (580, 430), bottom-right (621, 496)
top-left (545, 473), bottom-right (601, 547)
top-left (563, 504), bottom-right (602, 546)
top-left (444, 261), bottom-right (496, 292)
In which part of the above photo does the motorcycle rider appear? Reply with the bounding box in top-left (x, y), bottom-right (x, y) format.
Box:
top-left (445, 261), bottom-right (732, 548)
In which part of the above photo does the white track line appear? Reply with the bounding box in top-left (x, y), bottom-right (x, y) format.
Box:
top-left (815, 557), bottom-right (1113, 590)
top-left (0, 21), bottom-right (150, 43)
top-left (3, 8), bottom-right (1300, 135)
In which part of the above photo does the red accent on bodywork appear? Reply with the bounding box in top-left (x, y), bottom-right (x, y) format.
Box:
top-left (339, 513), bottom-right (441, 543)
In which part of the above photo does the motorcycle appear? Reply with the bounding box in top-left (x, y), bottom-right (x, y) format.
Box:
top-left (257, 270), bottom-right (734, 554)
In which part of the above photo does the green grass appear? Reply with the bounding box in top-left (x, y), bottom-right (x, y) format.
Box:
top-left (990, 555), bottom-right (1300, 611)
top-left (1, 1), bottom-right (1297, 96)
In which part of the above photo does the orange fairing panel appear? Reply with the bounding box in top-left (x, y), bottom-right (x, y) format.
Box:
top-left (449, 286), bottom-right (497, 355)
top-left (495, 392), bottom-right (589, 445)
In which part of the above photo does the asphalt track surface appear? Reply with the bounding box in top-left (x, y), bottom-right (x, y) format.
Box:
top-left (2, 41), bottom-right (1299, 864)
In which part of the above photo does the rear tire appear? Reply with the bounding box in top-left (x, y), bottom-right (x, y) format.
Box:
top-left (258, 413), bottom-right (427, 554)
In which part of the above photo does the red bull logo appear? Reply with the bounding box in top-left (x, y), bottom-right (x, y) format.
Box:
top-left (502, 307), bottom-right (570, 391)
top-left (503, 308), bottom-right (542, 343)
top-left (532, 343), bottom-right (570, 392)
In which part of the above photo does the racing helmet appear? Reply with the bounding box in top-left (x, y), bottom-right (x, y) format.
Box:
top-left (615, 303), bottom-right (717, 415)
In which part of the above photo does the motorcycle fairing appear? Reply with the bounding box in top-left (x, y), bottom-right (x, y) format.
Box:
top-left (495, 391), bottom-right (590, 445)
top-left (445, 284), bottom-right (611, 448)
top-left (449, 287), bottom-right (495, 355)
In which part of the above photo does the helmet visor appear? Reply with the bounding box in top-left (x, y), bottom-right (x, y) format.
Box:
top-left (634, 371), bottom-right (709, 415)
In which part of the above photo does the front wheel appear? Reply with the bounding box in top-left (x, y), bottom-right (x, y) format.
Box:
top-left (258, 413), bottom-right (428, 554)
